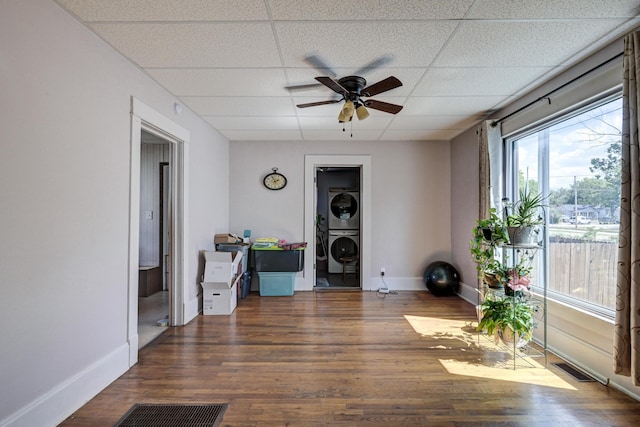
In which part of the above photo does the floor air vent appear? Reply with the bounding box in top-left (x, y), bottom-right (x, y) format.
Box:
top-left (551, 362), bottom-right (596, 382)
top-left (115, 403), bottom-right (228, 426)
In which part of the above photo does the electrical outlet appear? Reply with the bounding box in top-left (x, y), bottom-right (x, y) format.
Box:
top-left (380, 267), bottom-right (385, 276)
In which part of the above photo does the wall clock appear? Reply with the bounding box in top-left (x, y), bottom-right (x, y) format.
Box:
top-left (263, 167), bottom-right (287, 190)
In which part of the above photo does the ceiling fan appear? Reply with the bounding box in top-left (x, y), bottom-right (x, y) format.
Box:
top-left (296, 75), bottom-right (403, 122)
top-left (289, 54), bottom-right (404, 122)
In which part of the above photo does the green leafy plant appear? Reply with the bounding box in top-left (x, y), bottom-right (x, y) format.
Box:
top-left (470, 209), bottom-right (509, 287)
top-left (505, 186), bottom-right (546, 227)
top-left (476, 293), bottom-right (534, 345)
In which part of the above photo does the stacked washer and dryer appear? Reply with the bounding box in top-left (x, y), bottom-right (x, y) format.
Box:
top-left (327, 189), bottom-right (360, 276)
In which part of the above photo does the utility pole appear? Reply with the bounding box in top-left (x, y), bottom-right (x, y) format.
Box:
top-left (574, 175), bottom-right (578, 229)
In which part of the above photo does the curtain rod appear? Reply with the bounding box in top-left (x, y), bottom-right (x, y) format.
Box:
top-left (490, 52), bottom-right (624, 127)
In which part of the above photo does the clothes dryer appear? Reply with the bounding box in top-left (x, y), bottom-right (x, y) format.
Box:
top-left (328, 229), bottom-right (360, 274)
top-left (328, 190), bottom-right (359, 229)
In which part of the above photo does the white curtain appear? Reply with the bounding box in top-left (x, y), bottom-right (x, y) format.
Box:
top-left (478, 120), bottom-right (504, 215)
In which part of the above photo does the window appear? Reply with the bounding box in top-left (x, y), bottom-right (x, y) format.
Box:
top-left (507, 96), bottom-right (622, 315)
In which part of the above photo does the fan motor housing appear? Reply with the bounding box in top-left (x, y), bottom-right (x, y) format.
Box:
top-left (338, 76), bottom-right (366, 97)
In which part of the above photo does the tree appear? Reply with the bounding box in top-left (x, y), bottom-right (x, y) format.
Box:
top-left (590, 142), bottom-right (621, 188)
top-left (573, 177), bottom-right (619, 208)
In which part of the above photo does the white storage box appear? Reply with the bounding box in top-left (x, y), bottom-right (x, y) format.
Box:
top-left (201, 274), bottom-right (241, 315)
top-left (202, 250), bottom-right (243, 283)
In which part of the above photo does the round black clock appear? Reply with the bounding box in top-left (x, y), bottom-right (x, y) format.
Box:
top-left (263, 167), bottom-right (287, 190)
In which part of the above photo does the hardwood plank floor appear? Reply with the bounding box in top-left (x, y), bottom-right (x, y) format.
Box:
top-left (61, 291), bottom-right (640, 426)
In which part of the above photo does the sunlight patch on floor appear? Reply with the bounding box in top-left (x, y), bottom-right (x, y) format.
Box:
top-left (403, 314), bottom-right (576, 390)
top-left (440, 358), bottom-right (576, 390)
top-left (404, 314), bottom-right (478, 348)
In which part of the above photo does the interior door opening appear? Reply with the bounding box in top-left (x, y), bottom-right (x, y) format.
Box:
top-left (138, 132), bottom-right (171, 348)
top-left (315, 166), bottom-right (361, 289)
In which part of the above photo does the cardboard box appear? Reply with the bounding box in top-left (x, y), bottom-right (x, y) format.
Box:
top-left (202, 250), bottom-right (243, 283)
top-left (214, 233), bottom-right (242, 244)
top-left (201, 274), bottom-right (241, 315)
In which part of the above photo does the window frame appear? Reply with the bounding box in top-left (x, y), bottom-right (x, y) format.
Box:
top-left (503, 91), bottom-right (623, 320)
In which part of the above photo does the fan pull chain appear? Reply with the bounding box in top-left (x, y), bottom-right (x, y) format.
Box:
top-left (340, 122), bottom-right (354, 137)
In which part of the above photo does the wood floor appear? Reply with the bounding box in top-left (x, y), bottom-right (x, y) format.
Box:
top-left (61, 291), bottom-right (640, 426)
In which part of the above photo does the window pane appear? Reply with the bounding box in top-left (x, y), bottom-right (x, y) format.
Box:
top-left (512, 97), bottom-right (621, 312)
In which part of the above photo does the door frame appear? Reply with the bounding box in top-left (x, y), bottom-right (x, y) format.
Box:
top-left (128, 97), bottom-right (190, 366)
top-left (303, 155), bottom-right (372, 291)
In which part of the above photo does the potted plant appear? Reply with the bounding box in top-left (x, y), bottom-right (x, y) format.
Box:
top-left (476, 292), bottom-right (534, 348)
top-left (505, 186), bottom-right (546, 245)
top-left (470, 209), bottom-right (509, 289)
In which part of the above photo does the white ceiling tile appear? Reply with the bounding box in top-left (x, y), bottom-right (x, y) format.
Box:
top-left (299, 115), bottom-right (393, 130)
top-left (148, 68), bottom-right (290, 97)
top-left (55, 0), bottom-right (640, 141)
top-left (403, 96), bottom-right (506, 116)
top-left (414, 67), bottom-right (553, 96)
top-left (268, 0), bottom-right (474, 20)
top-left (220, 130), bottom-right (303, 140)
top-left (275, 21), bottom-right (458, 68)
top-left (301, 129), bottom-right (383, 141)
top-left (388, 116), bottom-right (481, 131)
top-left (204, 116), bottom-right (300, 130)
top-left (56, 0), bottom-right (269, 21)
top-left (435, 20), bottom-right (626, 67)
top-left (181, 96), bottom-right (296, 116)
top-left (467, 0), bottom-right (640, 19)
top-left (90, 22), bottom-right (281, 67)
top-left (380, 129), bottom-right (460, 141)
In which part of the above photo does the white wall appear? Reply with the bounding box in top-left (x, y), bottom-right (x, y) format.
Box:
top-left (0, 1), bottom-right (229, 425)
top-left (229, 139), bottom-right (453, 289)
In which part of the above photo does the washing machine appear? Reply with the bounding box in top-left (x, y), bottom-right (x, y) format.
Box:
top-left (328, 190), bottom-right (359, 229)
top-left (328, 230), bottom-right (360, 274)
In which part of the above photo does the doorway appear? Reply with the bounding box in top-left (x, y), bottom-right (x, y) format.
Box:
top-left (128, 97), bottom-right (190, 366)
top-left (137, 135), bottom-right (170, 348)
top-left (316, 167), bottom-right (361, 289)
top-left (303, 155), bottom-right (372, 291)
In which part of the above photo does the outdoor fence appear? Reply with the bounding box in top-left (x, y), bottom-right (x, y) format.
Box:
top-left (548, 238), bottom-right (618, 309)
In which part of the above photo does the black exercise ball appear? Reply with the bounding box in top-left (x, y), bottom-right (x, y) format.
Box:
top-left (423, 261), bottom-right (460, 296)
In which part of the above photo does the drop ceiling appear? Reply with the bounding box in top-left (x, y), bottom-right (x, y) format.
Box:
top-left (55, 0), bottom-right (640, 142)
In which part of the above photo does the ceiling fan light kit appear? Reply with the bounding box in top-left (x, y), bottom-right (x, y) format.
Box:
top-left (339, 100), bottom-right (355, 122)
top-left (355, 104), bottom-right (369, 120)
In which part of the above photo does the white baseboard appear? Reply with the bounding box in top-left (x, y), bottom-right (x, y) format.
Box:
top-left (0, 344), bottom-right (130, 427)
top-left (369, 277), bottom-right (426, 291)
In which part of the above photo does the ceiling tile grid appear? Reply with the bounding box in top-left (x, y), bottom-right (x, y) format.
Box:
top-left (54, 0), bottom-right (640, 141)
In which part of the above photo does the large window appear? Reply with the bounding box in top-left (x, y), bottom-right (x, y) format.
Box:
top-left (508, 96), bottom-right (622, 315)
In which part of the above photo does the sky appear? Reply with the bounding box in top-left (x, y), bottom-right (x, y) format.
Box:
top-left (514, 97), bottom-right (622, 191)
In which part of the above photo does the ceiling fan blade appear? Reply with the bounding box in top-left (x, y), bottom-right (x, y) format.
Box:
top-left (315, 76), bottom-right (349, 96)
top-left (304, 54), bottom-right (337, 78)
top-left (364, 99), bottom-right (403, 114)
top-left (285, 82), bottom-right (323, 91)
top-left (362, 76), bottom-right (403, 97)
top-left (296, 99), bottom-right (342, 108)
top-left (352, 54), bottom-right (393, 76)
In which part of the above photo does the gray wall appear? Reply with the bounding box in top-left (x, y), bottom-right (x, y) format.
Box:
top-left (229, 139), bottom-right (455, 287)
top-left (0, 1), bottom-right (230, 424)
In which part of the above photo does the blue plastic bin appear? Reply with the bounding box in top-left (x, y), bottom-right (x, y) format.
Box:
top-left (257, 272), bottom-right (295, 296)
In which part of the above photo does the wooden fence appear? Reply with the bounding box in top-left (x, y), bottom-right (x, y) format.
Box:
top-left (547, 240), bottom-right (618, 309)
